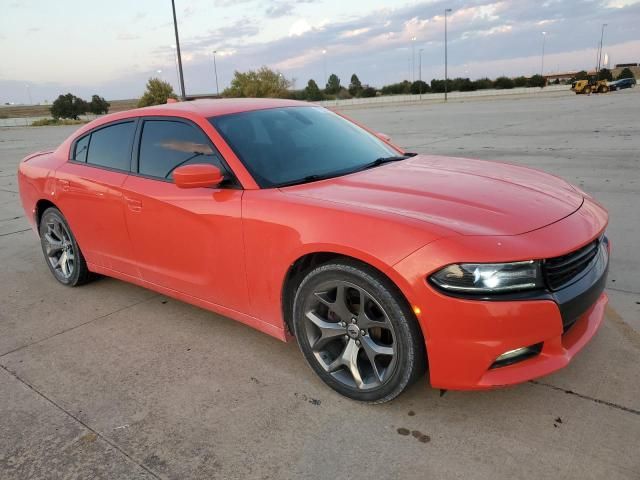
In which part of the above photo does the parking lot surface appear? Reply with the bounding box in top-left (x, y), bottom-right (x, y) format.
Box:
top-left (1, 89), bottom-right (639, 479)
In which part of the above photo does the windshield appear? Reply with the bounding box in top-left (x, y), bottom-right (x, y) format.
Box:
top-left (209, 106), bottom-right (400, 187)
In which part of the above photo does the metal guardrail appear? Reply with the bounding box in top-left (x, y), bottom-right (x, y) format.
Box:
top-left (0, 114), bottom-right (99, 128)
top-left (318, 85), bottom-right (568, 107)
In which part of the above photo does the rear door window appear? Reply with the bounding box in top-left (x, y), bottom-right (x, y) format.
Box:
top-left (85, 121), bottom-right (135, 171)
top-left (73, 135), bottom-right (90, 162)
top-left (137, 120), bottom-right (225, 180)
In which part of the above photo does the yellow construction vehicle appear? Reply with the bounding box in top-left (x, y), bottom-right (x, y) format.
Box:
top-left (571, 78), bottom-right (609, 94)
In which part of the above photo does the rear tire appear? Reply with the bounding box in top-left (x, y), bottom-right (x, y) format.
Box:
top-left (39, 207), bottom-right (91, 286)
top-left (292, 260), bottom-right (426, 403)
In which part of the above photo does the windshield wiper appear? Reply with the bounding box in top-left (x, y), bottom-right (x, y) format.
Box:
top-left (277, 153), bottom-right (418, 187)
top-left (277, 174), bottom-right (327, 188)
top-left (361, 155), bottom-right (410, 170)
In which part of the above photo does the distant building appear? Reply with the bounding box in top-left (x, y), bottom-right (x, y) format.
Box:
top-left (612, 63), bottom-right (640, 79)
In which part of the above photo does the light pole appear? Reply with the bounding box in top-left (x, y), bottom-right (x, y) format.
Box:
top-left (444, 8), bottom-right (452, 102)
top-left (25, 84), bottom-right (32, 105)
top-left (170, 45), bottom-right (180, 91)
top-left (596, 23), bottom-right (607, 79)
top-left (411, 36), bottom-right (417, 82)
top-left (171, 0), bottom-right (186, 99)
top-left (322, 49), bottom-right (327, 87)
top-left (419, 48), bottom-right (424, 99)
top-left (541, 31), bottom-right (547, 86)
top-left (212, 51), bottom-right (220, 96)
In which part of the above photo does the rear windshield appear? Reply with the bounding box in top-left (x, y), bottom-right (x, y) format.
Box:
top-left (209, 107), bottom-right (398, 187)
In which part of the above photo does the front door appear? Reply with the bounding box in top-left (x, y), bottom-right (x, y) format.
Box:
top-left (121, 118), bottom-right (248, 312)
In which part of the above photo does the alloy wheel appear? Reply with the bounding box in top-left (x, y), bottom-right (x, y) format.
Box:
top-left (301, 280), bottom-right (397, 390)
top-left (43, 218), bottom-right (75, 279)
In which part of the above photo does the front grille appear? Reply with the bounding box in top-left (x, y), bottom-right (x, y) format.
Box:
top-left (543, 240), bottom-right (600, 291)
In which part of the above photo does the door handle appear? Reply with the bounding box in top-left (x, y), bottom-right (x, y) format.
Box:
top-left (125, 196), bottom-right (142, 212)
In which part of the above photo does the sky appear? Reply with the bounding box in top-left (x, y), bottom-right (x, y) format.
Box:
top-left (1, 0), bottom-right (640, 103)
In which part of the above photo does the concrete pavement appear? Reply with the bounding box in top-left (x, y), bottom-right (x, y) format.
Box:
top-left (1, 88), bottom-right (638, 479)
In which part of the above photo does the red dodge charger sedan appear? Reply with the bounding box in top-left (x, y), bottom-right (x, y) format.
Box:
top-left (17, 99), bottom-right (609, 403)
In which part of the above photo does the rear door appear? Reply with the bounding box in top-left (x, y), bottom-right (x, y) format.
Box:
top-left (55, 120), bottom-right (139, 277)
top-left (121, 117), bottom-right (248, 312)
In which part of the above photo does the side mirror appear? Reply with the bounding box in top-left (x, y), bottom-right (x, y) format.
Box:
top-left (376, 132), bottom-right (392, 142)
top-left (173, 163), bottom-right (224, 189)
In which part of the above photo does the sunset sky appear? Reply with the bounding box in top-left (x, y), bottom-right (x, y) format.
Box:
top-left (1, 0), bottom-right (639, 102)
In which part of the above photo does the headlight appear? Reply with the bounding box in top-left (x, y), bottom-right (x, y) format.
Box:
top-left (430, 260), bottom-right (542, 293)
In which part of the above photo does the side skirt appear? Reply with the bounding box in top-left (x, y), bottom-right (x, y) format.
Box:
top-left (87, 263), bottom-right (287, 342)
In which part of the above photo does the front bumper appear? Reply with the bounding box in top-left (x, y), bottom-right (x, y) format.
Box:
top-left (392, 197), bottom-right (609, 390)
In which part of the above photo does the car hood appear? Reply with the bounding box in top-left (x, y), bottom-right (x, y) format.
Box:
top-left (282, 155), bottom-right (584, 236)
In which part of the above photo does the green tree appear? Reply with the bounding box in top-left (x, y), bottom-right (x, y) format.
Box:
top-left (410, 80), bottom-right (429, 94)
top-left (513, 76), bottom-right (528, 87)
top-left (348, 74), bottom-right (363, 97)
top-left (572, 70), bottom-right (589, 82)
top-left (528, 74), bottom-right (546, 88)
top-left (494, 76), bottom-right (515, 89)
top-left (325, 74), bottom-right (341, 94)
top-left (360, 86), bottom-right (377, 98)
top-left (380, 80), bottom-right (411, 95)
top-left (430, 79), bottom-right (450, 93)
top-left (455, 77), bottom-right (476, 91)
top-left (223, 67), bottom-right (292, 98)
top-left (597, 68), bottom-right (613, 81)
top-left (616, 67), bottom-right (635, 80)
top-left (473, 78), bottom-right (493, 90)
top-left (138, 78), bottom-right (177, 107)
top-left (88, 95), bottom-right (110, 114)
top-left (50, 93), bottom-right (88, 119)
top-left (304, 79), bottom-right (323, 101)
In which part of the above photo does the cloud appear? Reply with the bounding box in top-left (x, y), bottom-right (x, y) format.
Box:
top-left (132, 11), bottom-right (147, 22)
top-left (606, 0), bottom-right (640, 7)
top-left (266, 3), bottom-right (294, 17)
top-left (340, 27), bottom-right (371, 38)
top-left (265, 0), bottom-right (317, 18)
top-left (182, 5), bottom-right (196, 18)
top-left (117, 32), bottom-right (141, 41)
top-left (214, 0), bottom-right (253, 6)
top-left (5, 0), bottom-right (640, 101)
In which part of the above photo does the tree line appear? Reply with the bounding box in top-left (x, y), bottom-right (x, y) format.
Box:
top-left (49, 93), bottom-right (110, 119)
top-left (49, 65), bottom-right (639, 116)
top-left (217, 67), bottom-right (554, 101)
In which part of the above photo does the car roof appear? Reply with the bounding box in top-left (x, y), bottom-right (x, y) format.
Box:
top-left (136, 98), bottom-right (311, 118)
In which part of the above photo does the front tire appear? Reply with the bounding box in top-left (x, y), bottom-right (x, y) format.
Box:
top-left (39, 207), bottom-right (91, 286)
top-left (292, 260), bottom-right (425, 403)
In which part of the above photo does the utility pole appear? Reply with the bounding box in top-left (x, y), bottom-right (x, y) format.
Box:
top-left (596, 23), bottom-right (607, 80)
top-left (212, 51), bottom-right (220, 96)
top-left (444, 8), bottom-right (452, 102)
top-left (419, 48), bottom-right (424, 100)
top-left (411, 36), bottom-right (416, 82)
top-left (322, 49), bottom-right (327, 87)
top-left (541, 31), bottom-right (547, 81)
top-left (171, 0), bottom-right (186, 99)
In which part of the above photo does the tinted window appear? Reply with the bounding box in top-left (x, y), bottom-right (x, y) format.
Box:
top-left (210, 107), bottom-right (398, 187)
top-left (73, 135), bottom-right (90, 162)
top-left (138, 120), bottom-right (224, 179)
top-left (86, 122), bottom-right (135, 171)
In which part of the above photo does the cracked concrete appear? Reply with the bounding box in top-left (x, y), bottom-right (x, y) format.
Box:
top-left (0, 89), bottom-right (639, 479)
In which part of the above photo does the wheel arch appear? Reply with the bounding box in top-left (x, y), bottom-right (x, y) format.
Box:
top-left (34, 199), bottom-right (60, 234)
top-left (281, 250), bottom-right (425, 346)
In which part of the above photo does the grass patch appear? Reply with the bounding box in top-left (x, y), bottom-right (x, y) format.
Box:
top-left (31, 118), bottom-right (87, 127)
